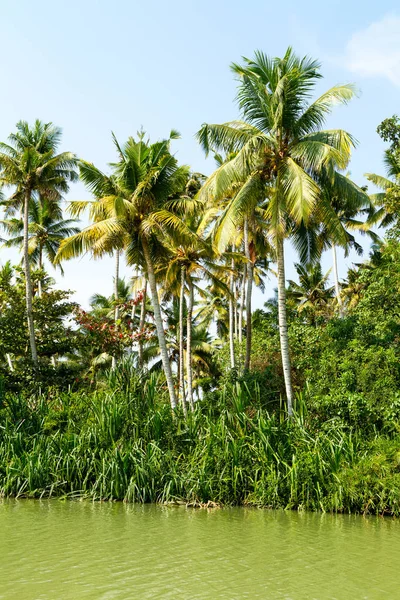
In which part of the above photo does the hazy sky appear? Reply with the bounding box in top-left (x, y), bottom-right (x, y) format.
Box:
top-left (1, 0), bottom-right (400, 308)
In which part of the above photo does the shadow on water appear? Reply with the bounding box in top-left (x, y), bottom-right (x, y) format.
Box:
top-left (0, 499), bottom-right (398, 599)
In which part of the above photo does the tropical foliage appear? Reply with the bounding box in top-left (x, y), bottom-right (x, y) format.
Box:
top-left (0, 48), bottom-right (399, 512)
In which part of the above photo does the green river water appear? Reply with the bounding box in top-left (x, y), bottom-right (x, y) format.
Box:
top-left (0, 500), bottom-right (399, 599)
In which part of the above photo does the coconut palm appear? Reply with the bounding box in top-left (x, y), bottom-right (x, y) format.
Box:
top-left (141, 299), bottom-right (218, 397)
top-left (67, 158), bottom-right (132, 369)
top-left (196, 288), bottom-right (229, 338)
top-left (0, 120), bottom-right (77, 364)
top-left (158, 232), bottom-right (228, 410)
top-left (197, 48), bottom-right (355, 414)
top-left (340, 267), bottom-right (366, 311)
top-left (1, 195), bottom-right (80, 296)
top-left (365, 150), bottom-right (400, 229)
top-left (287, 262), bottom-right (334, 324)
top-left (294, 171), bottom-right (378, 315)
top-left (57, 131), bottom-right (194, 410)
top-left (197, 163), bottom-right (272, 373)
top-left (90, 277), bottom-right (133, 318)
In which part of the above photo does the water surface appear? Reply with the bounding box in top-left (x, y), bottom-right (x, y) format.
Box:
top-left (0, 500), bottom-right (398, 599)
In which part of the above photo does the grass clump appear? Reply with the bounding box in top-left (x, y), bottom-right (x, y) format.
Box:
top-left (1, 371), bottom-right (400, 515)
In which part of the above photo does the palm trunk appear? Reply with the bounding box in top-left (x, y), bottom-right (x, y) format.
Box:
top-left (130, 270), bottom-right (139, 353)
top-left (131, 304), bottom-right (137, 353)
top-left (24, 190), bottom-right (38, 365)
top-left (232, 258), bottom-right (238, 339)
top-left (131, 299), bottom-right (137, 325)
top-left (332, 244), bottom-right (343, 317)
top-left (38, 244), bottom-right (43, 298)
top-left (131, 302), bottom-right (137, 323)
top-left (111, 249), bottom-right (120, 370)
top-left (142, 236), bottom-right (177, 409)
top-left (276, 236), bottom-right (293, 417)
top-left (186, 274), bottom-right (194, 411)
top-left (130, 298), bottom-right (137, 355)
top-left (238, 265), bottom-right (246, 344)
top-left (244, 219), bottom-right (253, 372)
top-left (179, 265), bottom-right (187, 415)
top-left (6, 354), bottom-right (14, 372)
top-left (138, 281), bottom-right (147, 369)
top-left (228, 254), bottom-right (236, 371)
top-left (114, 249), bottom-right (120, 320)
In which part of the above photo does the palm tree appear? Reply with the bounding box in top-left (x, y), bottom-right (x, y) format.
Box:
top-left (294, 171), bottom-right (378, 316)
top-left (1, 195), bottom-right (80, 296)
top-left (197, 160), bottom-right (271, 373)
top-left (365, 150), bottom-right (400, 229)
top-left (141, 300), bottom-right (218, 397)
top-left (340, 267), bottom-right (366, 311)
top-left (90, 277), bottom-right (133, 318)
top-left (287, 262), bottom-right (334, 324)
top-left (57, 131), bottom-right (193, 410)
top-left (159, 233), bottom-right (228, 410)
top-left (196, 288), bottom-right (229, 338)
top-left (0, 120), bottom-right (77, 364)
top-left (67, 158), bottom-right (131, 369)
top-left (197, 48), bottom-right (355, 414)
top-left (0, 261), bottom-right (15, 371)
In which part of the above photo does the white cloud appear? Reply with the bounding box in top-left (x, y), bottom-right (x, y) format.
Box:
top-left (345, 14), bottom-right (400, 86)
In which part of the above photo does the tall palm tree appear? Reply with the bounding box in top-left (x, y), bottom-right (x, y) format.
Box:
top-left (197, 48), bottom-right (355, 414)
top-left (1, 195), bottom-right (80, 296)
top-left (197, 161), bottom-right (271, 373)
top-left (57, 131), bottom-right (193, 410)
top-left (0, 120), bottom-right (77, 364)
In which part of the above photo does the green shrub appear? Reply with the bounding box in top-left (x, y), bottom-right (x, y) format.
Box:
top-left (1, 376), bottom-right (400, 515)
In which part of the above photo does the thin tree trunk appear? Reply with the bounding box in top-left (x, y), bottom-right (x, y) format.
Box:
top-left (6, 354), bottom-right (14, 372)
top-left (186, 274), bottom-right (194, 411)
top-left (131, 299), bottom-right (137, 325)
top-left (138, 281), bottom-right (147, 369)
top-left (114, 249), bottom-right (120, 321)
top-left (238, 264), bottom-right (246, 344)
top-left (24, 190), bottom-right (38, 365)
top-left (276, 236), bottom-right (293, 417)
top-left (131, 302), bottom-right (137, 322)
top-left (111, 249), bottom-right (120, 370)
top-left (332, 244), bottom-right (343, 317)
top-left (229, 253), bottom-right (236, 371)
top-left (232, 258), bottom-right (238, 339)
top-left (38, 245), bottom-right (43, 298)
top-left (130, 269), bottom-right (138, 353)
top-left (244, 219), bottom-right (253, 372)
top-left (179, 265), bottom-right (187, 416)
top-left (142, 236), bottom-right (177, 409)
top-left (130, 300), bottom-right (137, 355)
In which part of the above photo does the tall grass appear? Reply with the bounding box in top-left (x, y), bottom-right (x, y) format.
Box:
top-left (1, 372), bottom-right (400, 514)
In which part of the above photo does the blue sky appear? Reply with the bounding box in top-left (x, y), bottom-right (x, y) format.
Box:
top-left (1, 0), bottom-right (400, 308)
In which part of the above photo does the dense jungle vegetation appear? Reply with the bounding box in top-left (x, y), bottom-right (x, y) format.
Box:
top-left (1, 49), bottom-right (400, 513)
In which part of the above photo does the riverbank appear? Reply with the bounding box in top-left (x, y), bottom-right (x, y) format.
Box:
top-left (1, 378), bottom-right (400, 515)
